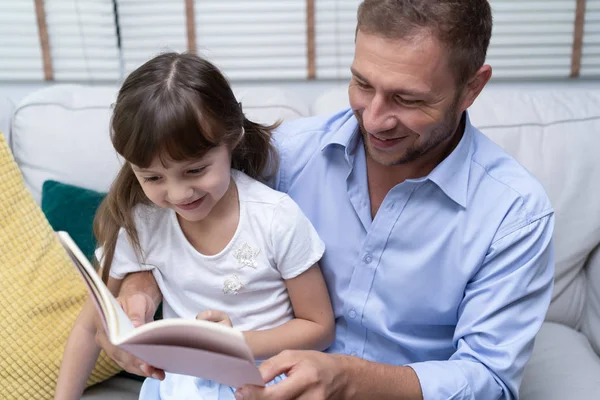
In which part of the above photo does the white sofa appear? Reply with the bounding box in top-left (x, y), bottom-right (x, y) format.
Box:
top-left (4, 83), bottom-right (600, 399)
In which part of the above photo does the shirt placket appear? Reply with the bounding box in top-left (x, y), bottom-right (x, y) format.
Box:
top-left (343, 184), bottom-right (418, 358)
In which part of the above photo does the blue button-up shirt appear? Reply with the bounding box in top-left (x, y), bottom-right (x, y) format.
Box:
top-left (272, 109), bottom-right (554, 400)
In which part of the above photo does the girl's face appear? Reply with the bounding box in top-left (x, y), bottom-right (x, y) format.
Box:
top-left (131, 144), bottom-right (233, 222)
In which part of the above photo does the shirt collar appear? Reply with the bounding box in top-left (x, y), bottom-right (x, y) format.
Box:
top-left (320, 108), bottom-right (360, 159)
top-left (320, 108), bottom-right (473, 208)
top-left (425, 112), bottom-right (473, 208)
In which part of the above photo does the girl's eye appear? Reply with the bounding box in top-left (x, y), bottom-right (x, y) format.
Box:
top-left (188, 167), bottom-right (206, 175)
top-left (143, 176), bottom-right (160, 183)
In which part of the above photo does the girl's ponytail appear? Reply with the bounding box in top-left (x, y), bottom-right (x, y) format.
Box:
top-left (93, 163), bottom-right (148, 283)
top-left (231, 117), bottom-right (280, 182)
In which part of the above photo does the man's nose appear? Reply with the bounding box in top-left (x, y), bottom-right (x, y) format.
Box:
top-left (362, 94), bottom-right (397, 134)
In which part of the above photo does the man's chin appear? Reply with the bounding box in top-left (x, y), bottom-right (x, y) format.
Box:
top-left (366, 144), bottom-right (415, 167)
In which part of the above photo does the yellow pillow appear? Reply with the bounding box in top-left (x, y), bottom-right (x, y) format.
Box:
top-left (0, 133), bottom-right (121, 399)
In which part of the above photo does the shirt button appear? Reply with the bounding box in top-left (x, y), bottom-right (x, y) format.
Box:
top-left (387, 202), bottom-right (395, 210)
top-left (349, 309), bottom-right (357, 319)
top-left (363, 254), bottom-right (373, 264)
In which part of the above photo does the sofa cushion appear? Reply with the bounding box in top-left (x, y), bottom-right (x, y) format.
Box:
top-left (470, 88), bottom-right (600, 330)
top-left (11, 84), bottom-right (122, 204)
top-left (520, 322), bottom-right (600, 400)
top-left (582, 243), bottom-right (600, 357)
top-left (0, 133), bottom-right (120, 399)
top-left (41, 180), bottom-right (107, 261)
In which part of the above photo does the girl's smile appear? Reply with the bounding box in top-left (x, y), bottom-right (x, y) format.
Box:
top-left (174, 195), bottom-right (206, 212)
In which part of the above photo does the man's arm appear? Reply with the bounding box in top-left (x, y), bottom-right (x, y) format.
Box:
top-left (408, 214), bottom-right (554, 400)
top-left (94, 270), bottom-right (165, 379)
top-left (238, 214), bottom-right (554, 400)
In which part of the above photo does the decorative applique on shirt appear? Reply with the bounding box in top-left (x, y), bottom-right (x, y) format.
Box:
top-left (223, 274), bottom-right (244, 295)
top-left (233, 243), bottom-right (260, 269)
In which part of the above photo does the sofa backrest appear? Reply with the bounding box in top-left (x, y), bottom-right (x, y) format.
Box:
top-left (312, 85), bottom-right (600, 351)
top-left (469, 88), bottom-right (600, 354)
top-left (10, 84), bottom-right (309, 204)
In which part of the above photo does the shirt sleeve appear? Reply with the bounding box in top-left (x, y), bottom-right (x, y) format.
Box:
top-left (94, 228), bottom-right (155, 280)
top-left (270, 194), bottom-right (325, 280)
top-left (408, 212), bottom-right (555, 400)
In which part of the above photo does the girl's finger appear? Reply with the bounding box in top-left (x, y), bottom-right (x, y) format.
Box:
top-left (196, 309), bottom-right (229, 323)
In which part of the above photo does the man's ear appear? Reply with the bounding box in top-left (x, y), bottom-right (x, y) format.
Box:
top-left (458, 64), bottom-right (492, 111)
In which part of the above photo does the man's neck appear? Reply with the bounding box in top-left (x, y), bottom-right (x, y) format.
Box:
top-left (370, 114), bottom-right (465, 186)
top-left (367, 114), bottom-right (465, 217)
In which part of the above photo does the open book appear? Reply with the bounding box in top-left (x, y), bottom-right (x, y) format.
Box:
top-left (57, 231), bottom-right (264, 388)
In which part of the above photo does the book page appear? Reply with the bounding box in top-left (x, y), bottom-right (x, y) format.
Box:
top-left (119, 318), bottom-right (254, 362)
top-left (120, 343), bottom-right (264, 387)
top-left (57, 232), bottom-right (135, 340)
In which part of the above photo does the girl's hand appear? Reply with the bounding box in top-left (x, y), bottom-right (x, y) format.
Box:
top-left (196, 309), bottom-right (233, 328)
top-left (95, 291), bottom-right (165, 380)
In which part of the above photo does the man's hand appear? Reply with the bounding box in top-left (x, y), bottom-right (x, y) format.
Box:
top-left (196, 309), bottom-right (233, 328)
top-left (95, 273), bottom-right (165, 380)
top-left (235, 350), bottom-right (351, 400)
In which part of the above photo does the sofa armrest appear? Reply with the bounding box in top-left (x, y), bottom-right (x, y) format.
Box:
top-left (582, 242), bottom-right (600, 356)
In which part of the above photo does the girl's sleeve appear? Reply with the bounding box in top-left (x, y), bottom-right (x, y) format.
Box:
top-left (94, 228), bottom-right (154, 280)
top-left (270, 195), bottom-right (325, 280)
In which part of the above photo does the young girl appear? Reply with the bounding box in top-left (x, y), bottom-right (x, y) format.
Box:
top-left (55, 52), bottom-right (334, 400)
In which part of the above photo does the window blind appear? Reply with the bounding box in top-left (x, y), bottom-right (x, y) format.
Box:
top-left (117, 0), bottom-right (308, 80)
top-left (313, 0), bottom-right (585, 81)
top-left (315, 0), bottom-right (360, 80)
top-left (487, 0), bottom-right (577, 79)
top-left (44, 0), bottom-right (120, 81)
top-left (582, 0), bottom-right (600, 77)
top-left (195, 0), bottom-right (307, 80)
top-left (0, 0), bottom-right (45, 81)
top-left (116, 0), bottom-right (188, 76)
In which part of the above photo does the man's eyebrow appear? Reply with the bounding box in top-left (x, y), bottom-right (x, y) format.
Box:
top-left (350, 67), bottom-right (370, 84)
top-left (350, 67), bottom-right (431, 98)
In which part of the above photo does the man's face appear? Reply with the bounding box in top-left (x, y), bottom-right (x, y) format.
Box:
top-left (349, 30), bottom-right (464, 167)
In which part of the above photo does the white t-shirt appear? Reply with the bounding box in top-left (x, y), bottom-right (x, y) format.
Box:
top-left (101, 170), bottom-right (325, 331)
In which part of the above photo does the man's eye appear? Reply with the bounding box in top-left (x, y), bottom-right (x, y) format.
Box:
top-left (396, 96), bottom-right (419, 106)
top-left (355, 80), bottom-right (370, 89)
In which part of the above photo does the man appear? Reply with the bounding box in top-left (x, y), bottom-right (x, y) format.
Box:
top-left (97, 1), bottom-right (554, 398)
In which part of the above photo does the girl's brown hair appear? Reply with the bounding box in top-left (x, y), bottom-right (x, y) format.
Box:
top-left (94, 52), bottom-right (279, 282)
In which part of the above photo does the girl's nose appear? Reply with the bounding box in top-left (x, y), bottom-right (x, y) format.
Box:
top-left (168, 184), bottom-right (194, 204)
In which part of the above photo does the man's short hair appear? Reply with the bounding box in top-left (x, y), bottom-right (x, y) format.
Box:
top-left (357, 0), bottom-right (493, 86)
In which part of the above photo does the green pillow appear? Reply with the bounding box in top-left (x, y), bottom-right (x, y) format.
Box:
top-left (41, 180), bottom-right (106, 261)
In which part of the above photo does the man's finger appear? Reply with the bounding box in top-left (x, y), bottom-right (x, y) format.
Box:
top-left (258, 351), bottom-right (297, 383)
top-left (238, 373), bottom-right (307, 400)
